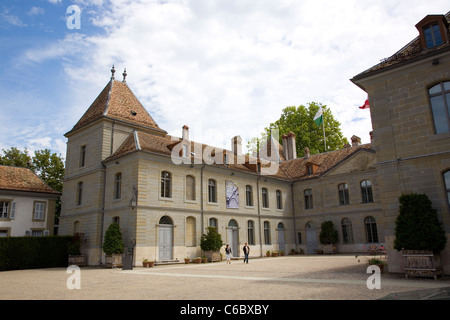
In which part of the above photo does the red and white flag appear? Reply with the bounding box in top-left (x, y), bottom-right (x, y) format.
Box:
top-left (359, 99), bottom-right (370, 109)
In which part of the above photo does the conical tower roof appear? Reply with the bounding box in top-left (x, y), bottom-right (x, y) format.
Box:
top-left (65, 67), bottom-right (166, 136)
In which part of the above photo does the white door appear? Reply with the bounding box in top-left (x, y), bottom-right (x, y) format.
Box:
top-left (306, 222), bottom-right (318, 254)
top-left (278, 230), bottom-right (285, 252)
top-left (159, 226), bottom-right (172, 261)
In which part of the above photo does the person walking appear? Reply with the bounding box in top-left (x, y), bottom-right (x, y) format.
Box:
top-left (243, 243), bottom-right (250, 264)
top-left (225, 244), bottom-right (232, 264)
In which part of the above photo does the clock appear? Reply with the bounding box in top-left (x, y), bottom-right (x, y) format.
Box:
top-left (226, 180), bottom-right (239, 209)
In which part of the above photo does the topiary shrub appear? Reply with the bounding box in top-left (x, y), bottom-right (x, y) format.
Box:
top-left (394, 193), bottom-right (446, 253)
top-left (319, 220), bottom-right (338, 245)
top-left (102, 222), bottom-right (124, 256)
top-left (200, 226), bottom-right (224, 252)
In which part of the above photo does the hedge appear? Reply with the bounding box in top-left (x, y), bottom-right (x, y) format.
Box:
top-left (0, 236), bottom-right (73, 271)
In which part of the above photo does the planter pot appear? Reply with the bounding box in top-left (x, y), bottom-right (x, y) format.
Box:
top-left (184, 258), bottom-right (190, 264)
top-left (193, 258), bottom-right (202, 264)
top-left (201, 258), bottom-right (207, 263)
top-left (68, 255), bottom-right (86, 267)
top-left (143, 261), bottom-right (154, 268)
top-left (272, 252), bottom-right (279, 257)
top-left (204, 251), bottom-right (221, 262)
top-left (105, 254), bottom-right (123, 268)
top-left (402, 250), bottom-right (443, 280)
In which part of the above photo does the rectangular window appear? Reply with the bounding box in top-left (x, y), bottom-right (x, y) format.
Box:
top-left (276, 190), bottom-right (282, 209)
top-left (160, 171), bottom-right (171, 198)
top-left (33, 202), bottom-right (46, 220)
top-left (429, 82), bottom-right (450, 134)
top-left (208, 179), bottom-right (217, 203)
top-left (423, 24), bottom-right (443, 48)
top-left (77, 182), bottom-right (83, 206)
top-left (262, 188), bottom-right (269, 208)
top-left (264, 221), bottom-right (271, 245)
top-left (304, 189), bottom-right (313, 209)
top-left (114, 173), bottom-right (122, 199)
top-left (0, 201), bottom-right (10, 219)
top-left (79, 145), bottom-right (86, 167)
top-left (246, 185), bottom-right (253, 207)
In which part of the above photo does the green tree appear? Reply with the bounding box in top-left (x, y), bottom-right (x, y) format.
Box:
top-left (319, 221), bottom-right (338, 245)
top-left (0, 147), bottom-right (33, 168)
top-left (0, 147), bottom-right (65, 225)
top-left (102, 223), bottom-right (125, 256)
top-left (200, 226), bottom-right (224, 252)
top-left (394, 193), bottom-right (446, 253)
top-left (248, 102), bottom-right (348, 157)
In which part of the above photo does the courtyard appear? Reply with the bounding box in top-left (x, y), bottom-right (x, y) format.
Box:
top-left (2, 254), bottom-right (449, 301)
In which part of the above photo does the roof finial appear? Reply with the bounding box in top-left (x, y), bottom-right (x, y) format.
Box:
top-left (111, 65), bottom-right (116, 80)
top-left (122, 68), bottom-right (127, 83)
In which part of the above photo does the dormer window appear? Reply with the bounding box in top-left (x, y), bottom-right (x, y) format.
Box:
top-left (416, 15), bottom-right (449, 49)
top-left (423, 23), bottom-right (443, 48)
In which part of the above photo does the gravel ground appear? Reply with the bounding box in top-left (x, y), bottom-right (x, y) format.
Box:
top-left (2, 254), bottom-right (449, 301)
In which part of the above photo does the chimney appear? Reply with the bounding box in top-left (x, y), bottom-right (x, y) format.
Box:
top-left (182, 125), bottom-right (189, 140)
top-left (231, 136), bottom-right (242, 156)
top-left (351, 135), bottom-right (361, 147)
top-left (369, 131), bottom-right (374, 145)
top-left (304, 147), bottom-right (310, 160)
top-left (282, 132), bottom-right (297, 160)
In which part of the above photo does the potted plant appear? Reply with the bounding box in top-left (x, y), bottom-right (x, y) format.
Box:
top-left (184, 257), bottom-right (190, 264)
top-left (266, 250), bottom-right (271, 257)
top-left (200, 227), bottom-right (224, 262)
top-left (394, 193), bottom-right (446, 280)
top-left (103, 222), bottom-right (125, 268)
top-left (193, 257), bottom-right (202, 263)
top-left (201, 256), bottom-right (207, 263)
top-left (356, 254), bottom-right (387, 273)
top-left (319, 221), bottom-right (338, 254)
top-left (67, 233), bottom-right (86, 267)
top-left (142, 258), bottom-right (155, 268)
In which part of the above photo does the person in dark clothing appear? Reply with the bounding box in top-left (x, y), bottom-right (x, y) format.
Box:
top-left (243, 243), bottom-right (250, 264)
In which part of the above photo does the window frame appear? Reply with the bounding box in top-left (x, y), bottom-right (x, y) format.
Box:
top-left (0, 200), bottom-right (11, 219)
top-left (33, 201), bottom-right (46, 221)
top-left (364, 216), bottom-right (379, 243)
top-left (208, 179), bottom-right (217, 203)
top-left (77, 181), bottom-right (83, 206)
top-left (444, 170), bottom-right (450, 206)
top-left (304, 189), bottom-right (313, 209)
top-left (261, 188), bottom-right (269, 208)
top-left (114, 172), bottom-right (122, 200)
top-left (338, 183), bottom-right (350, 205)
top-left (160, 171), bottom-right (172, 198)
top-left (263, 221), bottom-right (271, 245)
top-left (245, 185), bottom-right (253, 207)
top-left (428, 81), bottom-right (450, 134)
top-left (361, 180), bottom-right (373, 203)
top-left (185, 175), bottom-right (196, 201)
top-left (79, 145), bottom-right (86, 168)
top-left (276, 190), bottom-right (283, 210)
top-left (247, 220), bottom-right (255, 245)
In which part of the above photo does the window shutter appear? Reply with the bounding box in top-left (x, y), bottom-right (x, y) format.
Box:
top-left (10, 202), bottom-right (16, 219)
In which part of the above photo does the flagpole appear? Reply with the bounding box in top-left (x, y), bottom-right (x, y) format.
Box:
top-left (322, 113), bottom-right (327, 152)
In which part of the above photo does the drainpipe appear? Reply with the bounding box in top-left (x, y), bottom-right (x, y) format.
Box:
top-left (257, 174), bottom-right (262, 257)
top-left (99, 163), bottom-right (107, 265)
top-left (200, 164), bottom-right (206, 233)
top-left (291, 182), bottom-right (297, 251)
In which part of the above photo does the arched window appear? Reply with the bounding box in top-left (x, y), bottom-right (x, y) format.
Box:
top-left (338, 183), bottom-right (349, 205)
top-left (159, 215), bottom-right (173, 225)
top-left (209, 217), bottom-right (218, 229)
top-left (428, 81), bottom-right (450, 133)
top-left (186, 216), bottom-right (196, 247)
top-left (361, 180), bottom-right (373, 203)
top-left (161, 171), bottom-right (171, 198)
top-left (277, 222), bottom-right (284, 229)
top-left (246, 185), bottom-right (253, 207)
top-left (304, 189), bottom-right (313, 209)
top-left (114, 173), bottom-right (122, 199)
top-left (264, 221), bottom-right (271, 244)
top-left (186, 175), bottom-right (195, 201)
top-left (365, 216), bottom-right (378, 243)
top-left (262, 188), bottom-right (269, 208)
top-left (247, 220), bottom-right (255, 245)
top-left (208, 179), bottom-right (217, 203)
top-left (341, 218), bottom-right (354, 244)
top-left (228, 219), bottom-right (238, 228)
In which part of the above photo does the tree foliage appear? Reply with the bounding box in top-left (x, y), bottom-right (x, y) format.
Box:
top-left (319, 221), bottom-right (338, 245)
top-left (247, 102), bottom-right (348, 157)
top-left (200, 226), bottom-right (224, 252)
top-left (102, 223), bottom-right (124, 255)
top-left (394, 193), bottom-right (446, 253)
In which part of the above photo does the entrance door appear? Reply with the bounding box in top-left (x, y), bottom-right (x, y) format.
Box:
top-left (277, 223), bottom-right (285, 252)
top-left (158, 216), bottom-right (173, 261)
top-left (228, 219), bottom-right (239, 257)
top-left (305, 222), bottom-right (318, 254)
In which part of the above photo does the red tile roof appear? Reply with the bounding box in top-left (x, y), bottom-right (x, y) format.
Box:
top-left (0, 165), bottom-right (61, 195)
top-left (66, 79), bottom-right (166, 136)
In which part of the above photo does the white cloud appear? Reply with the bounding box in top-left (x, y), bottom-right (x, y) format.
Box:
top-left (14, 0), bottom-right (450, 155)
top-left (47, 0), bottom-right (63, 4)
top-left (28, 7), bottom-right (45, 16)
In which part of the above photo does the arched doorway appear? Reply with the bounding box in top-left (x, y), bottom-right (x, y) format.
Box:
top-left (227, 219), bottom-right (239, 257)
top-left (305, 221), bottom-right (318, 254)
top-left (158, 216), bottom-right (173, 261)
top-left (277, 222), bottom-right (286, 252)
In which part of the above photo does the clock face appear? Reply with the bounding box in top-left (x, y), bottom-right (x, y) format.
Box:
top-left (226, 180), bottom-right (239, 209)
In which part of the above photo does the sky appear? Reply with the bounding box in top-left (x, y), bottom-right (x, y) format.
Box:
top-left (0, 0), bottom-right (449, 159)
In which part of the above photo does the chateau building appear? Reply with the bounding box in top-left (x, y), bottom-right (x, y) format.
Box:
top-left (59, 67), bottom-right (380, 266)
top-left (59, 11), bottom-right (450, 274)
